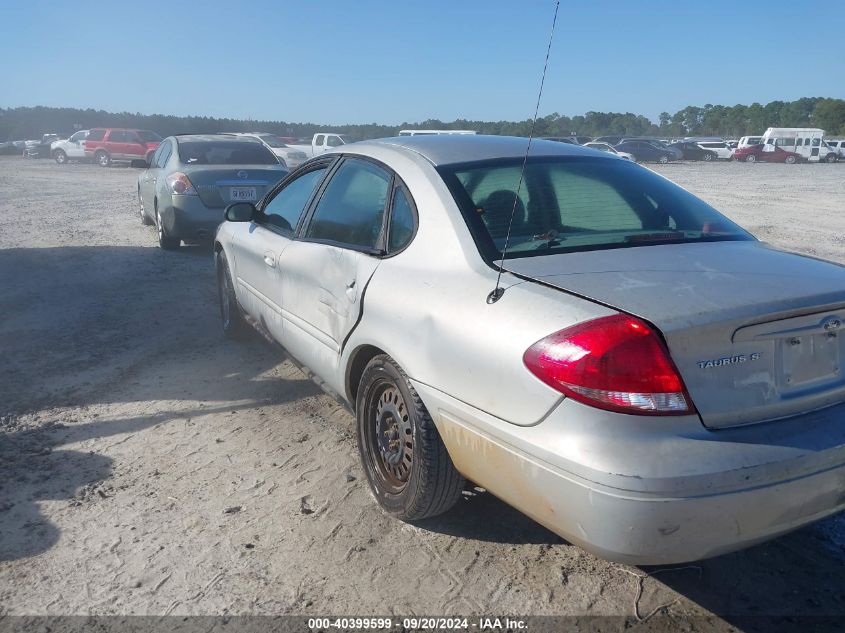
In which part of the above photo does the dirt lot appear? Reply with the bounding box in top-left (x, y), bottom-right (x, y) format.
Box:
top-left (1, 156), bottom-right (844, 628)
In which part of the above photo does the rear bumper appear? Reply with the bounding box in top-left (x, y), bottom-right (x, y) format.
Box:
top-left (414, 382), bottom-right (845, 564)
top-left (161, 196), bottom-right (225, 240)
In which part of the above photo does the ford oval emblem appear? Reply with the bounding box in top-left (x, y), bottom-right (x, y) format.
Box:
top-left (237, 170), bottom-right (248, 180)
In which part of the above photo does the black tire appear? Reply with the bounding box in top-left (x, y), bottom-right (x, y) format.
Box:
top-left (53, 149), bottom-right (67, 164)
top-left (138, 189), bottom-right (153, 225)
top-left (356, 355), bottom-right (464, 521)
top-left (216, 250), bottom-right (249, 339)
top-left (155, 204), bottom-right (180, 250)
top-left (95, 150), bottom-right (110, 167)
top-left (745, 154), bottom-right (757, 163)
top-left (825, 153), bottom-right (838, 163)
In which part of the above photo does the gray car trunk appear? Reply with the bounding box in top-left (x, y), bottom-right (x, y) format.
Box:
top-left (504, 241), bottom-right (845, 428)
top-left (185, 166), bottom-right (287, 208)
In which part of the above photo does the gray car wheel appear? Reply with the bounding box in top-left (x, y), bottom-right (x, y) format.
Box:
top-left (785, 155), bottom-right (797, 164)
top-left (155, 205), bottom-right (180, 250)
top-left (658, 155), bottom-right (669, 164)
top-left (356, 355), bottom-right (464, 521)
top-left (95, 150), bottom-right (110, 167)
top-left (53, 149), bottom-right (67, 164)
top-left (703, 152), bottom-right (713, 162)
top-left (745, 154), bottom-right (757, 163)
top-left (216, 250), bottom-right (249, 339)
top-left (825, 153), bottom-right (838, 163)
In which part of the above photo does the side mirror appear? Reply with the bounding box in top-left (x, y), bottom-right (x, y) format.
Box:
top-left (225, 202), bottom-right (256, 222)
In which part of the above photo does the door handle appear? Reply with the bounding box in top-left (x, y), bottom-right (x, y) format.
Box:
top-left (263, 252), bottom-right (276, 268)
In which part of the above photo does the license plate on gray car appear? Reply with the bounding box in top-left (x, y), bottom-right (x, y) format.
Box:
top-left (230, 187), bottom-right (256, 201)
top-left (781, 333), bottom-right (841, 390)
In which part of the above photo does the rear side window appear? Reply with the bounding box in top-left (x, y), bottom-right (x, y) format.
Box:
top-left (439, 157), bottom-right (753, 260)
top-left (109, 131), bottom-right (128, 142)
top-left (87, 129), bottom-right (105, 141)
top-left (176, 141), bottom-right (278, 165)
top-left (138, 130), bottom-right (162, 142)
top-left (306, 159), bottom-right (390, 250)
top-left (155, 141), bottom-right (172, 167)
top-left (262, 166), bottom-right (327, 234)
top-left (388, 187), bottom-right (415, 253)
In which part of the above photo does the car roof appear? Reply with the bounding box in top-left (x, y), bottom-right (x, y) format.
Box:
top-left (174, 134), bottom-right (263, 143)
top-left (347, 134), bottom-right (601, 166)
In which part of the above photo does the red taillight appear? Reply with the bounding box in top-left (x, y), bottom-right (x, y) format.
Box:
top-left (166, 172), bottom-right (197, 195)
top-left (523, 314), bottom-right (694, 416)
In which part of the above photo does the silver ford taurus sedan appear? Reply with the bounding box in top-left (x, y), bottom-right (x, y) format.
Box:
top-left (138, 134), bottom-right (288, 249)
top-left (213, 135), bottom-right (845, 564)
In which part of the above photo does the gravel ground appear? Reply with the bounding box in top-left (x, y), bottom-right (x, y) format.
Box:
top-left (0, 156), bottom-right (844, 629)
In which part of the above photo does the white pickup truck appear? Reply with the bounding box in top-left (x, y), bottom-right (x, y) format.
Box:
top-left (289, 133), bottom-right (351, 158)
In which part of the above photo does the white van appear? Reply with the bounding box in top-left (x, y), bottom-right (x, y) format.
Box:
top-left (398, 130), bottom-right (477, 136)
top-left (760, 128), bottom-right (839, 163)
top-left (737, 135), bottom-right (763, 149)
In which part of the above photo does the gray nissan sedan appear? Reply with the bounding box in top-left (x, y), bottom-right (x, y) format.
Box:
top-left (138, 134), bottom-right (288, 249)
top-left (213, 135), bottom-right (845, 564)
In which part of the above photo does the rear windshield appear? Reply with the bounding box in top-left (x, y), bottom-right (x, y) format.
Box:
top-left (438, 157), bottom-right (753, 261)
top-left (257, 134), bottom-right (288, 148)
top-left (138, 130), bottom-right (162, 142)
top-left (177, 140), bottom-right (278, 165)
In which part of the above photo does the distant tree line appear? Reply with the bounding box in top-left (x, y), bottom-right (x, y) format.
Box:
top-left (2, 98), bottom-right (844, 142)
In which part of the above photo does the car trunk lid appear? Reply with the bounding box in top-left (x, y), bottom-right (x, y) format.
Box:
top-left (185, 165), bottom-right (287, 208)
top-left (504, 241), bottom-right (845, 428)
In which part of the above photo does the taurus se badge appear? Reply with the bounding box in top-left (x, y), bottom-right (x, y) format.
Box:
top-left (697, 353), bottom-right (762, 370)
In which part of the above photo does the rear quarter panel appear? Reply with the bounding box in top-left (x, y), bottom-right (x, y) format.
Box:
top-left (338, 146), bottom-right (615, 425)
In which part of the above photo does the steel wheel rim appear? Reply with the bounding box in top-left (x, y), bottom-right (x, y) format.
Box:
top-left (366, 381), bottom-right (413, 493)
top-left (156, 209), bottom-right (163, 242)
top-left (98, 154), bottom-right (107, 166)
top-left (138, 193), bottom-right (144, 217)
top-left (56, 151), bottom-right (66, 163)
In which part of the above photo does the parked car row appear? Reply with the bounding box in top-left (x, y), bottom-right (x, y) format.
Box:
top-left (548, 128), bottom-right (841, 164)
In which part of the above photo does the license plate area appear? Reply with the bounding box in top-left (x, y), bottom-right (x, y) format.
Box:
top-left (229, 187), bottom-right (256, 201)
top-left (779, 332), bottom-right (841, 391)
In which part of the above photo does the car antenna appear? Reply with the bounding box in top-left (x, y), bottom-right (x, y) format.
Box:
top-left (487, 0), bottom-right (559, 305)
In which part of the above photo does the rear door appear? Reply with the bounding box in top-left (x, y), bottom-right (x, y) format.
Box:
top-left (106, 130), bottom-right (132, 159)
top-left (276, 156), bottom-right (391, 385)
top-left (140, 139), bottom-right (171, 205)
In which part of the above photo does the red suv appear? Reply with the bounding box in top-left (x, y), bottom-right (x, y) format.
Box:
top-left (85, 128), bottom-right (162, 167)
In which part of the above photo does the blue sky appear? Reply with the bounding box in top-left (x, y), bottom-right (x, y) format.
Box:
top-left (2, 0), bottom-right (843, 124)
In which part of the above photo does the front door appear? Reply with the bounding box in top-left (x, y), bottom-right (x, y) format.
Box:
top-left (230, 162), bottom-right (332, 340)
top-left (276, 157), bottom-right (390, 388)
